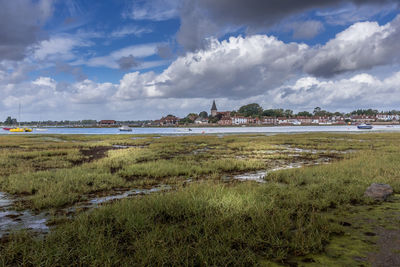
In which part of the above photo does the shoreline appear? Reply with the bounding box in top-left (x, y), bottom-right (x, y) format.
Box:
top-left (1, 122), bottom-right (399, 129)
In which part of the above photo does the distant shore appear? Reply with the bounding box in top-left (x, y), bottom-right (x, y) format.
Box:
top-left (2, 121), bottom-right (399, 129)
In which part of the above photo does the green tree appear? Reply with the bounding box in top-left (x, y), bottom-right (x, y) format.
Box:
top-left (184, 113), bottom-right (198, 122)
top-left (313, 107), bottom-right (321, 115)
top-left (262, 109), bottom-right (284, 117)
top-left (4, 116), bottom-right (17, 125)
top-left (284, 109), bottom-right (293, 117)
top-left (208, 117), bottom-right (219, 123)
top-left (179, 117), bottom-right (194, 125)
top-left (313, 107), bottom-right (332, 117)
top-left (238, 103), bottom-right (263, 117)
top-left (297, 111), bottom-right (312, 117)
top-left (199, 111), bottom-right (208, 118)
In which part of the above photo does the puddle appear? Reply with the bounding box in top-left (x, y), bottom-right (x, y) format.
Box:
top-left (232, 162), bottom-right (305, 183)
top-left (0, 192), bottom-right (49, 238)
top-left (89, 185), bottom-right (171, 205)
top-left (279, 145), bottom-right (355, 155)
top-left (60, 185), bottom-right (172, 218)
top-left (0, 192), bottom-right (12, 209)
top-left (1, 185), bottom-right (172, 238)
top-left (231, 152), bottom-right (338, 184)
top-left (234, 171), bottom-right (267, 183)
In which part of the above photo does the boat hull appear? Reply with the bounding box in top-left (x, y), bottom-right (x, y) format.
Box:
top-left (357, 125), bottom-right (373, 129)
top-left (9, 128), bottom-right (32, 132)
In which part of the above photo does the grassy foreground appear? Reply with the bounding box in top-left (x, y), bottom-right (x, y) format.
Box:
top-left (1, 133), bottom-right (400, 266)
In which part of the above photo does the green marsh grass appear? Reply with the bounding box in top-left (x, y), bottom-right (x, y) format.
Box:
top-left (1, 133), bottom-right (400, 265)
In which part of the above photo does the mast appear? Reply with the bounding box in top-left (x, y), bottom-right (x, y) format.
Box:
top-left (18, 103), bottom-right (21, 127)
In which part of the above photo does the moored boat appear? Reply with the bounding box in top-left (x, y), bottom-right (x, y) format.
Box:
top-left (10, 128), bottom-right (32, 132)
top-left (357, 124), bottom-right (373, 129)
top-left (9, 104), bottom-right (32, 133)
top-left (35, 128), bottom-right (48, 132)
top-left (119, 125), bottom-right (132, 132)
top-left (3, 127), bottom-right (11, 131)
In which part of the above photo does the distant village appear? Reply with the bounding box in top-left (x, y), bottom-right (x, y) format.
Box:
top-left (3, 101), bottom-right (400, 127)
top-left (153, 101), bottom-right (400, 127)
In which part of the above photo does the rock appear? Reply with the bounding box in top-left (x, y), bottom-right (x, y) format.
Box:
top-left (364, 183), bottom-right (393, 201)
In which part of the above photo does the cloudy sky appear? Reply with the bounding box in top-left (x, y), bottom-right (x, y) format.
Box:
top-left (1, 0), bottom-right (400, 120)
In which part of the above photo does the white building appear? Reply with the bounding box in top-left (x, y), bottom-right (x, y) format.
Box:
top-left (194, 117), bottom-right (208, 124)
top-left (232, 116), bottom-right (248, 125)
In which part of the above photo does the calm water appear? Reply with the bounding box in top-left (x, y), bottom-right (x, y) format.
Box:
top-left (1, 125), bottom-right (400, 135)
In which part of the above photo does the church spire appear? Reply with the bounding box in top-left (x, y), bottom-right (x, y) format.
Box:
top-left (211, 100), bottom-right (217, 111)
top-left (211, 100), bottom-right (217, 117)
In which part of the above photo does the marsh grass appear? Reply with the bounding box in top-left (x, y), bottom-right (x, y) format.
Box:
top-left (1, 133), bottom-right (400, 265)
top-left (1, 182), bottom-right (338, 266)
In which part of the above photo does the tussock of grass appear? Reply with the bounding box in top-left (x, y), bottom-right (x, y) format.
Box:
top-left (118, 158), bottom-right (265, 179)
top-left (0, 182), bottom-right (337, 266)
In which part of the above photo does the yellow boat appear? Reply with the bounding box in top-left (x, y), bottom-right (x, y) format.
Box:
top-left (9, 128), bottom-right (32, 132)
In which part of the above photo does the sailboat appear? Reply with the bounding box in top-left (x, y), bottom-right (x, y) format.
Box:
top-left (10, 104), bottom-right (32, 132)
top-left (36, 117), bottom-right (48, 132)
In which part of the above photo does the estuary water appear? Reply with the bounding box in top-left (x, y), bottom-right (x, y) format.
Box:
top-left (1, 125), bottom-right (400, 135)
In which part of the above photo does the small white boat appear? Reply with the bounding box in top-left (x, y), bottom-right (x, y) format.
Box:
top-left (357, 124), bottom-right (373, 129)
top-left (36, 128), bottom-right (48, 132)
top-left (119, 125), bottom-right (132, 132)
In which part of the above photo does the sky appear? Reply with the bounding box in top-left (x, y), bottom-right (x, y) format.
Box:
top-left (1, 0), bottom-right (400, 121)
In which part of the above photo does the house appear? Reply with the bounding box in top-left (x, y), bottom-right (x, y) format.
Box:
top-left (311, 116), bottom-right (330, 124)
top-left (159, 115), bottom-right (179, 126)
top-left (232, 116), bottom-right (248, 125)
top-left (217, 111), bottom-right (231, 117)
top-left (351, 115), bottom-right (375, 123)
top-left (194, 117), bottom-right (209, 124)
top-left (277, 117), bottom-right (289, 124)
top-left (248, 117), bottom-right (261, 125)
top-left (289, 118), bottom-right (301, 125)
top-left (218, 117), bottom-right (232, 125)
top-left (376, 114), bottom-right (400, 121)
top-left (262, 116), bottom-right (276, 125)
top-left (295, 116), bottom-right (312, 124)
top-left (99, 120), bottom-right (116, 126)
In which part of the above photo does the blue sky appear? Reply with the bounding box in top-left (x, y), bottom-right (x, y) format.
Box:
top-left (1, 0), bottom-right (400, 120)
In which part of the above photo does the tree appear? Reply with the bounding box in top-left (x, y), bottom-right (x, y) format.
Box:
top-left (208, 116), bottom-right (219, 123)
top-left (333, 112), bottom-right (343, 117)
top-left (284, 109), bottom-right (293, 117)
top-left (4, 116), bottom-right (16, 125)
top-left (199, 111), bottom-right (208, 118)
top-left (297, 111), bottom-right (312, 117)
top-left (350, 109), bottom-right (378, 116)
top-left (238, 103), bottom-right (263, 117)
top-left (313, 107), bottom-right (321, 115)
top-left (313, 107), bottom-right (331, 117)
top-left (186, 113), bottom-right (198, 121)
top-left (179, 117), bottom-right (194, 125)
top-left (262, 109), bottom-right (284, 117)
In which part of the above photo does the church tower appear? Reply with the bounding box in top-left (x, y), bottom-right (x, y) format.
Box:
top-left (211, 100), bottom-right (217, 117)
